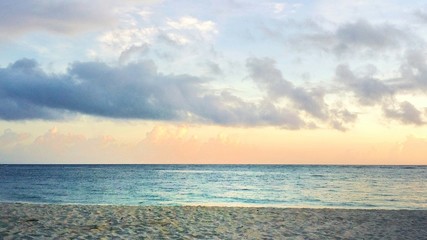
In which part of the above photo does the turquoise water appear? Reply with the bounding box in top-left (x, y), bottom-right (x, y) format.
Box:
top-left (0, 165), bottom-right (426, 209)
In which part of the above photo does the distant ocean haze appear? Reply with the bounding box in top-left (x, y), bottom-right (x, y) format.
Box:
top-left (0, 165), bottom-right (426, 209)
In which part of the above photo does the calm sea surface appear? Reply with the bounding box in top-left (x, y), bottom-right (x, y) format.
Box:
top-left (0, 165), bottom-right (426, 209)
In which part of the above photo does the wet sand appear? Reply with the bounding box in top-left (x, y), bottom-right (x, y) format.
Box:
top-left (1, 203), bottom-right (426, 239)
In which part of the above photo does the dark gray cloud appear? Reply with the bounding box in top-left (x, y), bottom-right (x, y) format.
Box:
top-left (383, 101), bottom-right (425, 125)
top-left (0, 58), bottom-right (306, 129)
top-left (245, 57), bottom-right (361, 130)
top-left (335, 64), bottom-right (394, 105)
top-left (400, 50), bottom-right (427, 90)
top-left (333, 49), bottom-right (427, 104)
top-left (329, 109), bottom-right (358, 131)
top-left (190, 92), bottom-right (305, 128)
top-left (292, 19), bottom-right (408, 56)
top-left (414, 9), bottom-right (427, 23)
top-left (334, 20), bottom-right (405, 53)
top-left (0, 0), bottom-right (115, 39)
top-left (0, 58), bottom-right (196, 120)
top-left (0, 59), bottom-right (69, 120)
top-left (332, 51), bottom-right (427, 126)
top-left (0, 98), bottom-right (65, 120)
top-left (6, 55), bottom-right (425, 129)
top-left (246, 57), bottom-right (327, 119)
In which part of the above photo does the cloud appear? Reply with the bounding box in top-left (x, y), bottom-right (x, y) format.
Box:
top-left (137, 125), bottom-right (262, 164)
top-left (400, 49), bottom-right (427, 90)
top-left (99, 27), bottom-right (159, 52)
top-left (246, 57), bottom-right (327, 119)
top-left (245, 57), bottom-right (362, 130)
top-left (196, 93), bottom-right (305, 128)
top-left (0, 58), bottom-right (308, 128)
top-left (158, 32), bottom-right (190, 46)
top-left (334, 64), bottom-right (393, 105)
top-left (292, 19), bottom-right (409, 56)
top-left (118, 44), bottom-right (150, 64)
top-left (0, 126), bottom-right (260, 164)
top-left (0, 58), bottom-right (197, 120)
top-left (334, 20), bottom-right (404, 53)
top-left (2, 125), bottom-right (425, 164)
top-left (4, 55), bottom-right (424, 129)
top-left (0, 129), bottom-right (30, 147)
top-left (329, 109), bottom-right (358, 131)
top-left (99, 15), bottom-right (217, 54)
top-left (166, 16), bottom-right (217, 35)
top-left (414, 9), bottom-right (427, 23)
top-left (314, 0), bottom-right (404, 25)
top-left (332, 52), bottom-right (427, 126)
top-left (0, 0), bottom-right (117, 39)
top-left (0, 98), bottom-right (66, 121)
top-left (333, 61), bottom-right (427, 127)
top-left (272, 3), bottom-right (285, 14)
top-left (0, 59), bottom-right (71, 120)
top-left (383, 101), bottom-right (425, 125)
top-left (203, 61), bottom-right (223, 75)
top-left (0, 128), bottom-right (132, 164)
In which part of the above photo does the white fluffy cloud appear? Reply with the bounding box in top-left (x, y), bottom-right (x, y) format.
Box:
top-left (166, 16), bottom-right (217, 34)
top-left (98, 15), bottom-right (217, 51)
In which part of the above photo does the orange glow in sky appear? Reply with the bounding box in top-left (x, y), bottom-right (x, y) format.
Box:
top-left (0, 1), bottom-right (427, 165)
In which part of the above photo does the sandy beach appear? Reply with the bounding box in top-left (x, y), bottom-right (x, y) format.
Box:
top-left (0, 203), bottom-right (426, 239)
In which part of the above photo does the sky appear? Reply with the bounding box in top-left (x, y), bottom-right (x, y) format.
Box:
top-left (0, 0), bottom-right (426, 164)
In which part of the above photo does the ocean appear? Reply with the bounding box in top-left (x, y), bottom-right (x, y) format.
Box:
top-left (0, 165), bottom-right (426, 210)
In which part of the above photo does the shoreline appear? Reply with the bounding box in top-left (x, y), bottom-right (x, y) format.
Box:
top-left (0, 200), bottom-right (425, 211)
top-left (1, 203), bottom-right (426, 239)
